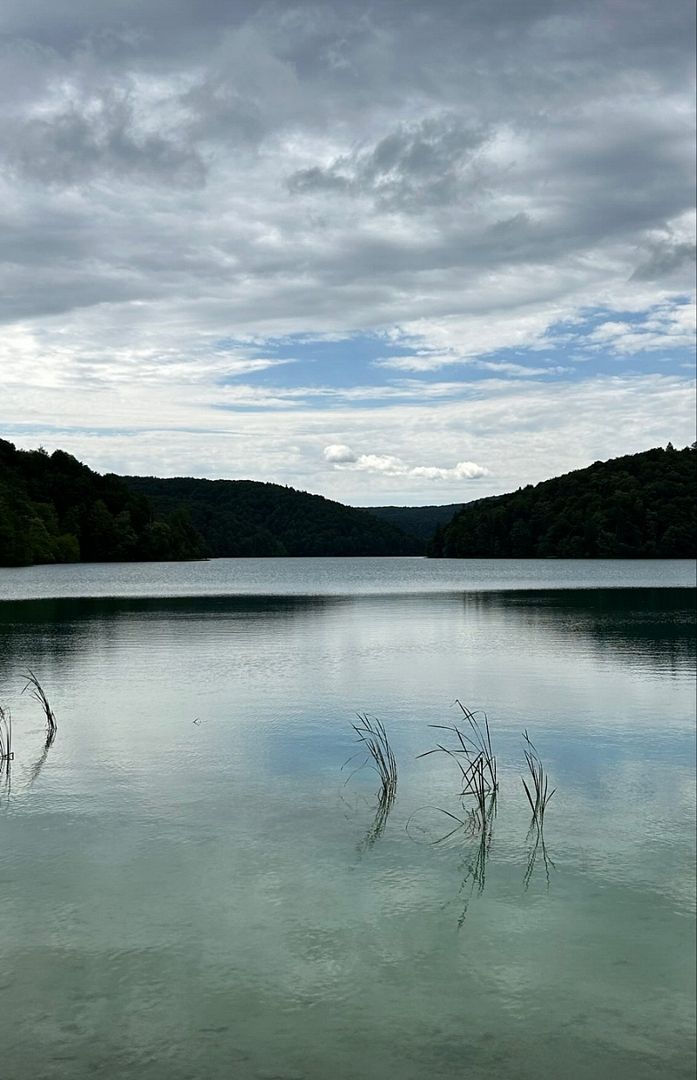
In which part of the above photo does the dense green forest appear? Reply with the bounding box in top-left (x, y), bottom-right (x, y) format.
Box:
top-left (430, 444), bottom-right (697, 559)
top-left (0, 440), bottom-right (204, 566)
top-left (3, 440), bottom-right (695, 567)
top-left (124, 476), bottom-right (420, 557)
top-left (366, 503), bottom-right (463, 544)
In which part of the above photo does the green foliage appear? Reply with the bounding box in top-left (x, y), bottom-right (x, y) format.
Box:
top-left (431, 445), bottom-right (697, 559)
top-left (366, 503), bottom-right (464, 548)
top-left (124, 476), bottom-right (420, 557)
top-left (0, 439), bottom-right (205, 566)
top-left (6, 438), bottom-right (690, 567)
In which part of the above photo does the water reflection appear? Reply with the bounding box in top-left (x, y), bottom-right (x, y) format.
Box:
top-left (524, 821), bottom-right (556, 890)
top-left (406, 793), bottom-right (499, 925)
top-left (346, 789), bottom-right (398, 855)
top-left (0, 759), bottom-right (10, 808)
top-left (0, 594), bottom-right (351, 677)
top-left (463, 588), bottom-right (696, 675)
top-left (0, 578), bottom-right (694, 1080)
top-left (361, 791), bottom-right (396, 849)
top-left (25, 729), bottom-right (55, 787)
top-left (0, 702), bottom-right (12, 808)
top-left (453, 793), bottom-right (497, 927)
top-left (0, 588), bottom-right (693, 683)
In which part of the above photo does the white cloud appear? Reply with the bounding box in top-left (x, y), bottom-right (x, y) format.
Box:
top-left (323, 444), bottom-right (357, 463)
top-left (412, 462), bottom-right (489, 480)
top-left (589, 302), bottom-right (696, 355)
top-left (323, 444), bottom-right (489, 481)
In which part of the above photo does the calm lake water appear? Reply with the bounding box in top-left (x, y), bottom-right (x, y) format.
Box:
top-left (0, 559), bottom-right (695, 1080)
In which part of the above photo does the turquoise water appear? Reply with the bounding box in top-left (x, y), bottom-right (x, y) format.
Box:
top-left (0, 559), bottom-right (695, 1079)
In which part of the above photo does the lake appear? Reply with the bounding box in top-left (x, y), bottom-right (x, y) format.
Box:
top-left (0, 558), bottom-right (695, 1080)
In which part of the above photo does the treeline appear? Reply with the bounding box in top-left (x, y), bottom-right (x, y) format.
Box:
top-left (3, 439), bottom-right (694, 567)
top-left (430, 444), bottom-right (697, 559)
top-left (0, 440), bottom-right (204, 566)
top-left (124, 475), bottom-right (420, 557)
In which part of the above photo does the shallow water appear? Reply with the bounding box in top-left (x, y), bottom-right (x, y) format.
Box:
top-left (0, 559), bottom-right (695, 1079)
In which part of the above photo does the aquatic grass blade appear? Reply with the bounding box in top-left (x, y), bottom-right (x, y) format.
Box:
top-left (21, 671), bottom-right (57, 742)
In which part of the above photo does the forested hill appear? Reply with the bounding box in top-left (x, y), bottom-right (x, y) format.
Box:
top-left (0, 440), bottom-right (204, 566)
top-left (430, 444), bottom-right (697, 559)
top-left (124, 476), bottom-right (420, 557)
top-left (365, 503), bottom-right (463, 544)
top-left (4, 440), bottom-right (694, 567)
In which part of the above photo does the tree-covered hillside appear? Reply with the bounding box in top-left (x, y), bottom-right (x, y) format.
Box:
top-left (430, 445), bottom-right (697, 559)
top-left (366, 503), bottom-right (463, 546)
top-left (0, 440), bottom-right (204, 566)
top-left (124, 476), bottom-right (420, 557)
top-left (4, 440), bottom-right (694, 567)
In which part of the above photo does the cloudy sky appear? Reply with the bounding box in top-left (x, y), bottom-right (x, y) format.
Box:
top-left (1, 0), bottom-right (695, 505)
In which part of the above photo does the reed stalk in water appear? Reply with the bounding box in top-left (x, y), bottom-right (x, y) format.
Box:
top-left (418, 704), bottom-right (498, 803)
top-left (0, 705), bottom-right (13, 762)
top-left (22, 671), bottom-right (57, 745)
top-left (521, 730), bottom-right (555, 824)
top-left (344, 714), bottom-right (398, 805)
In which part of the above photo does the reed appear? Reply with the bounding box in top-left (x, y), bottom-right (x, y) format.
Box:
top-left (0, 705), bottom-right (13, 762)
top-left (454, 700), bottom-right (497, 790)
top-left (411, 707), bottom-right (499, 924)
top-left (521, 730), bottom-right (555, 823)
top-left (344, 714), bottom-right (398, 804)
top-left (22, 671), bottom-right (57, 744)
top-left (418, 703), bottom-right (498, 804)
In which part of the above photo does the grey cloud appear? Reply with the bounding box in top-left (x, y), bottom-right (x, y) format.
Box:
top-left (288, 115), bottom-right (489, 210)
top-left (4, 90), bottom-right (206, 187)
top-left (0, 0), bottom-right (258, 56)
top-left (3, 1), bottom-right (693, 84)
top-left (0, 0), bottom-right (693, 341)
top-left (632, 241), bottom-right (696, 282)
top-left (289, 167), bottom-right (351, 194)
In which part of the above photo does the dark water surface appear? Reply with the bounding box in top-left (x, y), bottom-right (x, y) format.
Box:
top-left (0, 559), bottom-right (695, 1079)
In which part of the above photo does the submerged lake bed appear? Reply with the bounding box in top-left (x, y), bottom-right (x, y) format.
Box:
top-left (0, 559), bottom-right (695, 1080)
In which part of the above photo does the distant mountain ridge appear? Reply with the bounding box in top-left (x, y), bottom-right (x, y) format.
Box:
top-left (430, 444), bottom-right (697, 559)
top-left (363, 503), bottom-right (463, 544)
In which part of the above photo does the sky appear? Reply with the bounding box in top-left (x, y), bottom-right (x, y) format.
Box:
top-left (1, 0), bottom-right (695, 506)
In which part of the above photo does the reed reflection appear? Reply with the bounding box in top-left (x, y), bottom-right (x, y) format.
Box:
top-left (0, 703), bottom-right (12, 808)
top-left (456, 792), bottom-right (497, 927)
top-left (411, 706), bottom-right (500, 924)
top-left (524, 820), bottom-right (556, 890)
